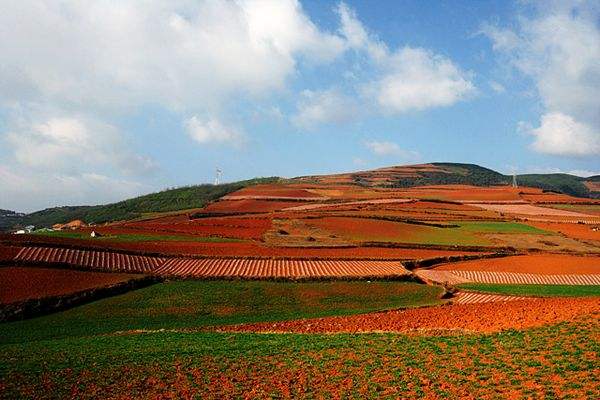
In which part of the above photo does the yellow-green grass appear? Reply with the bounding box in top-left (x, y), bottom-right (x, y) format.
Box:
top-left (309, 217), bottom-right (551, 247)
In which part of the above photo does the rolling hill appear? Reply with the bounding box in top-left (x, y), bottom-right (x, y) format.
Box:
top-left (1, 163), bottom-right (598, 231)
top-left (1, 178), bottom-right (279, 231)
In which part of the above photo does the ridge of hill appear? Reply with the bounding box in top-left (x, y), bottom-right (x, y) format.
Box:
top-left (298, 163), bottom-right (597, 199)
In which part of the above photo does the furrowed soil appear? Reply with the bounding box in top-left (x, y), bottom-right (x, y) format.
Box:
top-left (218, 297), bottom-right (599, 334)
top-left (0, 266), bottom-right (142, 303)
top-left (435, 254), bottom-right (600, 275)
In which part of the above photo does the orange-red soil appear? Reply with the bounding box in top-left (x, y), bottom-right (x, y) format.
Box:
top-left (111, 216), bottom-right (272, 240)
top-left (227, 184), bottom-right (326, 198)
top-left (435, 254), bottom-right (600, 275)
top-left (217, 297), bottom-right (599, 334)
top-left (0, 266), bottom-right (140, 303)
top-left (0, 244), bottom-right (20, 262)
top-left (471, 203), bottom-right (595, 217)
top-left (526, 221), bottom-right (600, 241)
top-left (202, 199), bottom-right (309, 213)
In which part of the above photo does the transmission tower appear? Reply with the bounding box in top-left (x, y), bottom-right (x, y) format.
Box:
top-left (214, 167), bottom-right (223, 185)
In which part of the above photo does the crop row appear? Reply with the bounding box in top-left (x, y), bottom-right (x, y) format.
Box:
top-left (13, 246), bottom-right (410, 279)
top-left (450, 270), bottom-right (600, 285)
top-left (452, 291), bottom-right (527, 304)
top-left (14, 247), bottom-right (165, 274)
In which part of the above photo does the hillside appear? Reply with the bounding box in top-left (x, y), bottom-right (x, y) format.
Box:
top-left (1, 177), bottom-right (279, 231)
top-left (2, 163), bottom-right (598, 232)
top-left (298, 163), bottom-right (595, 199)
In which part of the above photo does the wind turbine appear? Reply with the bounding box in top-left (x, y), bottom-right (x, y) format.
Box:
top-left (214, 167), bottom-right (223, 185)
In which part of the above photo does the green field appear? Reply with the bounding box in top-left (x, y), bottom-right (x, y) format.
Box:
top-left (458, 283), bottom-right (600, 297)
top-left (413, 221), bottom-right (551, 246)
top-left (1, 317), bottom-right (597, 398)
top-left (314, 218), bottom-right (550, 247)
top-left (0, 281), bottom-right (443, 344)
top-left (33, 230), bottom-right (242, 243)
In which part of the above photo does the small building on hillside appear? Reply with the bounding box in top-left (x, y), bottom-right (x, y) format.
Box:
top-left (90, 230), bottom-right (102, 238)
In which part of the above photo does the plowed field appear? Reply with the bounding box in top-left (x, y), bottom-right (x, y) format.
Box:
top-left (435, 254), bottom-right (600, 275)
top-left (0, 266), bottom-right (141, 304)
top-left (14, 246), bottom-right (411, 279)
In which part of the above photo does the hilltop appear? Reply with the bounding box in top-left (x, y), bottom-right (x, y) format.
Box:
top-left (299, 163), bottom-right (598, 198)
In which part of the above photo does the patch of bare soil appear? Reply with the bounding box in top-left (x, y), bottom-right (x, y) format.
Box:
top-left (214, 297), bottom-right (599, 334)
top-left (483, 233), bottom-right (600, 253)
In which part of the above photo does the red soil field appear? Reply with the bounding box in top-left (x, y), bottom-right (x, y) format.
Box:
top-left (519, 193), bottom-right (596, 203)
top-left (470, 203), bottom-right (594, 217)
top-left (435, 254), bottom-right (600, 275)
top-left (525, 221), bottom-right (600, 241)
top-left (1, 234), bottom-right (489, 259)
top-left (109, 216), bottom-right (272, 240)
top-left (306, 216), bottom-right (431, 242)
top-left (14, 247), bottom-right (165, 273)
top-left (202, 199), bottom-right (309, 213)
top-left (217, 297), bottom-right (599, 334)
top-left (440, 270), bottom-right (600, 285)
top-left (0, 244), bottom-right (20, 263)
top-left (452, 291), bottom-right (528, 304)
top-left (226, 184), bottom-right (326, 198)
top-left (154, 258), bottom-right (410, 279)
top-left (0, 266), bottom-right (140, 304)
top-left (14, 246), bottom-right (411, 279)
top-left (392, 185), bottom-right (525, 201)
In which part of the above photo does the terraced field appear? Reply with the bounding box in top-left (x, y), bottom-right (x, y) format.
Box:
top-left (13, 246), bottom-right (410, 279)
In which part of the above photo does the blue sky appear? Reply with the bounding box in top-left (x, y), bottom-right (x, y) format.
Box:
top-left (0, 0), bottom-right (598, 212)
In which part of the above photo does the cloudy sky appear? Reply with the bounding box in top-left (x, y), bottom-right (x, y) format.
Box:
top-left (1, 0), bottom-right (599, 212)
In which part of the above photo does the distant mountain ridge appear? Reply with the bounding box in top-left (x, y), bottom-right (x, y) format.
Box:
top-left (1, 163), bottom-right (598, 231)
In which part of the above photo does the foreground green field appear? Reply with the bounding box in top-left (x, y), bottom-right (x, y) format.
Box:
top-left (1, 317), bottom-right (597, 399)
top-left (0, 281), bottom-right (443, 344)
top-left (459, 283), bottom-right (600, 297)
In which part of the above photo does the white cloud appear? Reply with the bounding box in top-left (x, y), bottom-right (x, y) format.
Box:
top-left (339, 3), bottom-right (475, 115)
top-left (0, 0), bottom-right (345, 112)
top-left (185, 116), bottom-right (244, 146)
top-left (292, 89), bottom-right (360, 129)
top-left (369, 48), bottom-right (476, 113)
top-left (483, 1), bottom-right (600, 157)
top-left (0, 165), bottom-right (149, 212)
top-left (5, 116), bottom-right (156, 175)
top-left (365, 141), bottom-right (420, 159)
top-left (526, 112), bottom-right (600, 156)
top-left (489, 81), bottom-right (506, 93)
top-left (291, 3), bottom-right (476, 129)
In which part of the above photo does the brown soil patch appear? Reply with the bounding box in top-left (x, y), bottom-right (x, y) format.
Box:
top-left (263, 219), bottom-right (351, 247)
top-left (0, 244), bottom-right (20, 262)
top-left (471, 203), bottom-right (594, 217)
top-left (483, 233), bottom-right (599, 253)
top-left (0, 266), bottom-right (141, 304)
top-left (525, 221), bottom-right (600, 242)
top-left (435, 254), bottom-right (600, 275)
top-left (216, 297), bottom-right (599, 334)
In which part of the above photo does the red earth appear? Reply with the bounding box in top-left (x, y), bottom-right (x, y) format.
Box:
top-left (435, 254), bottom-right (600, 275)
top-left (0, 266), bottom-right (141, 304)
top-left (216, 297), bottom-right (599, 334)
top-left (0, 244), bottom-right (20, 263)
